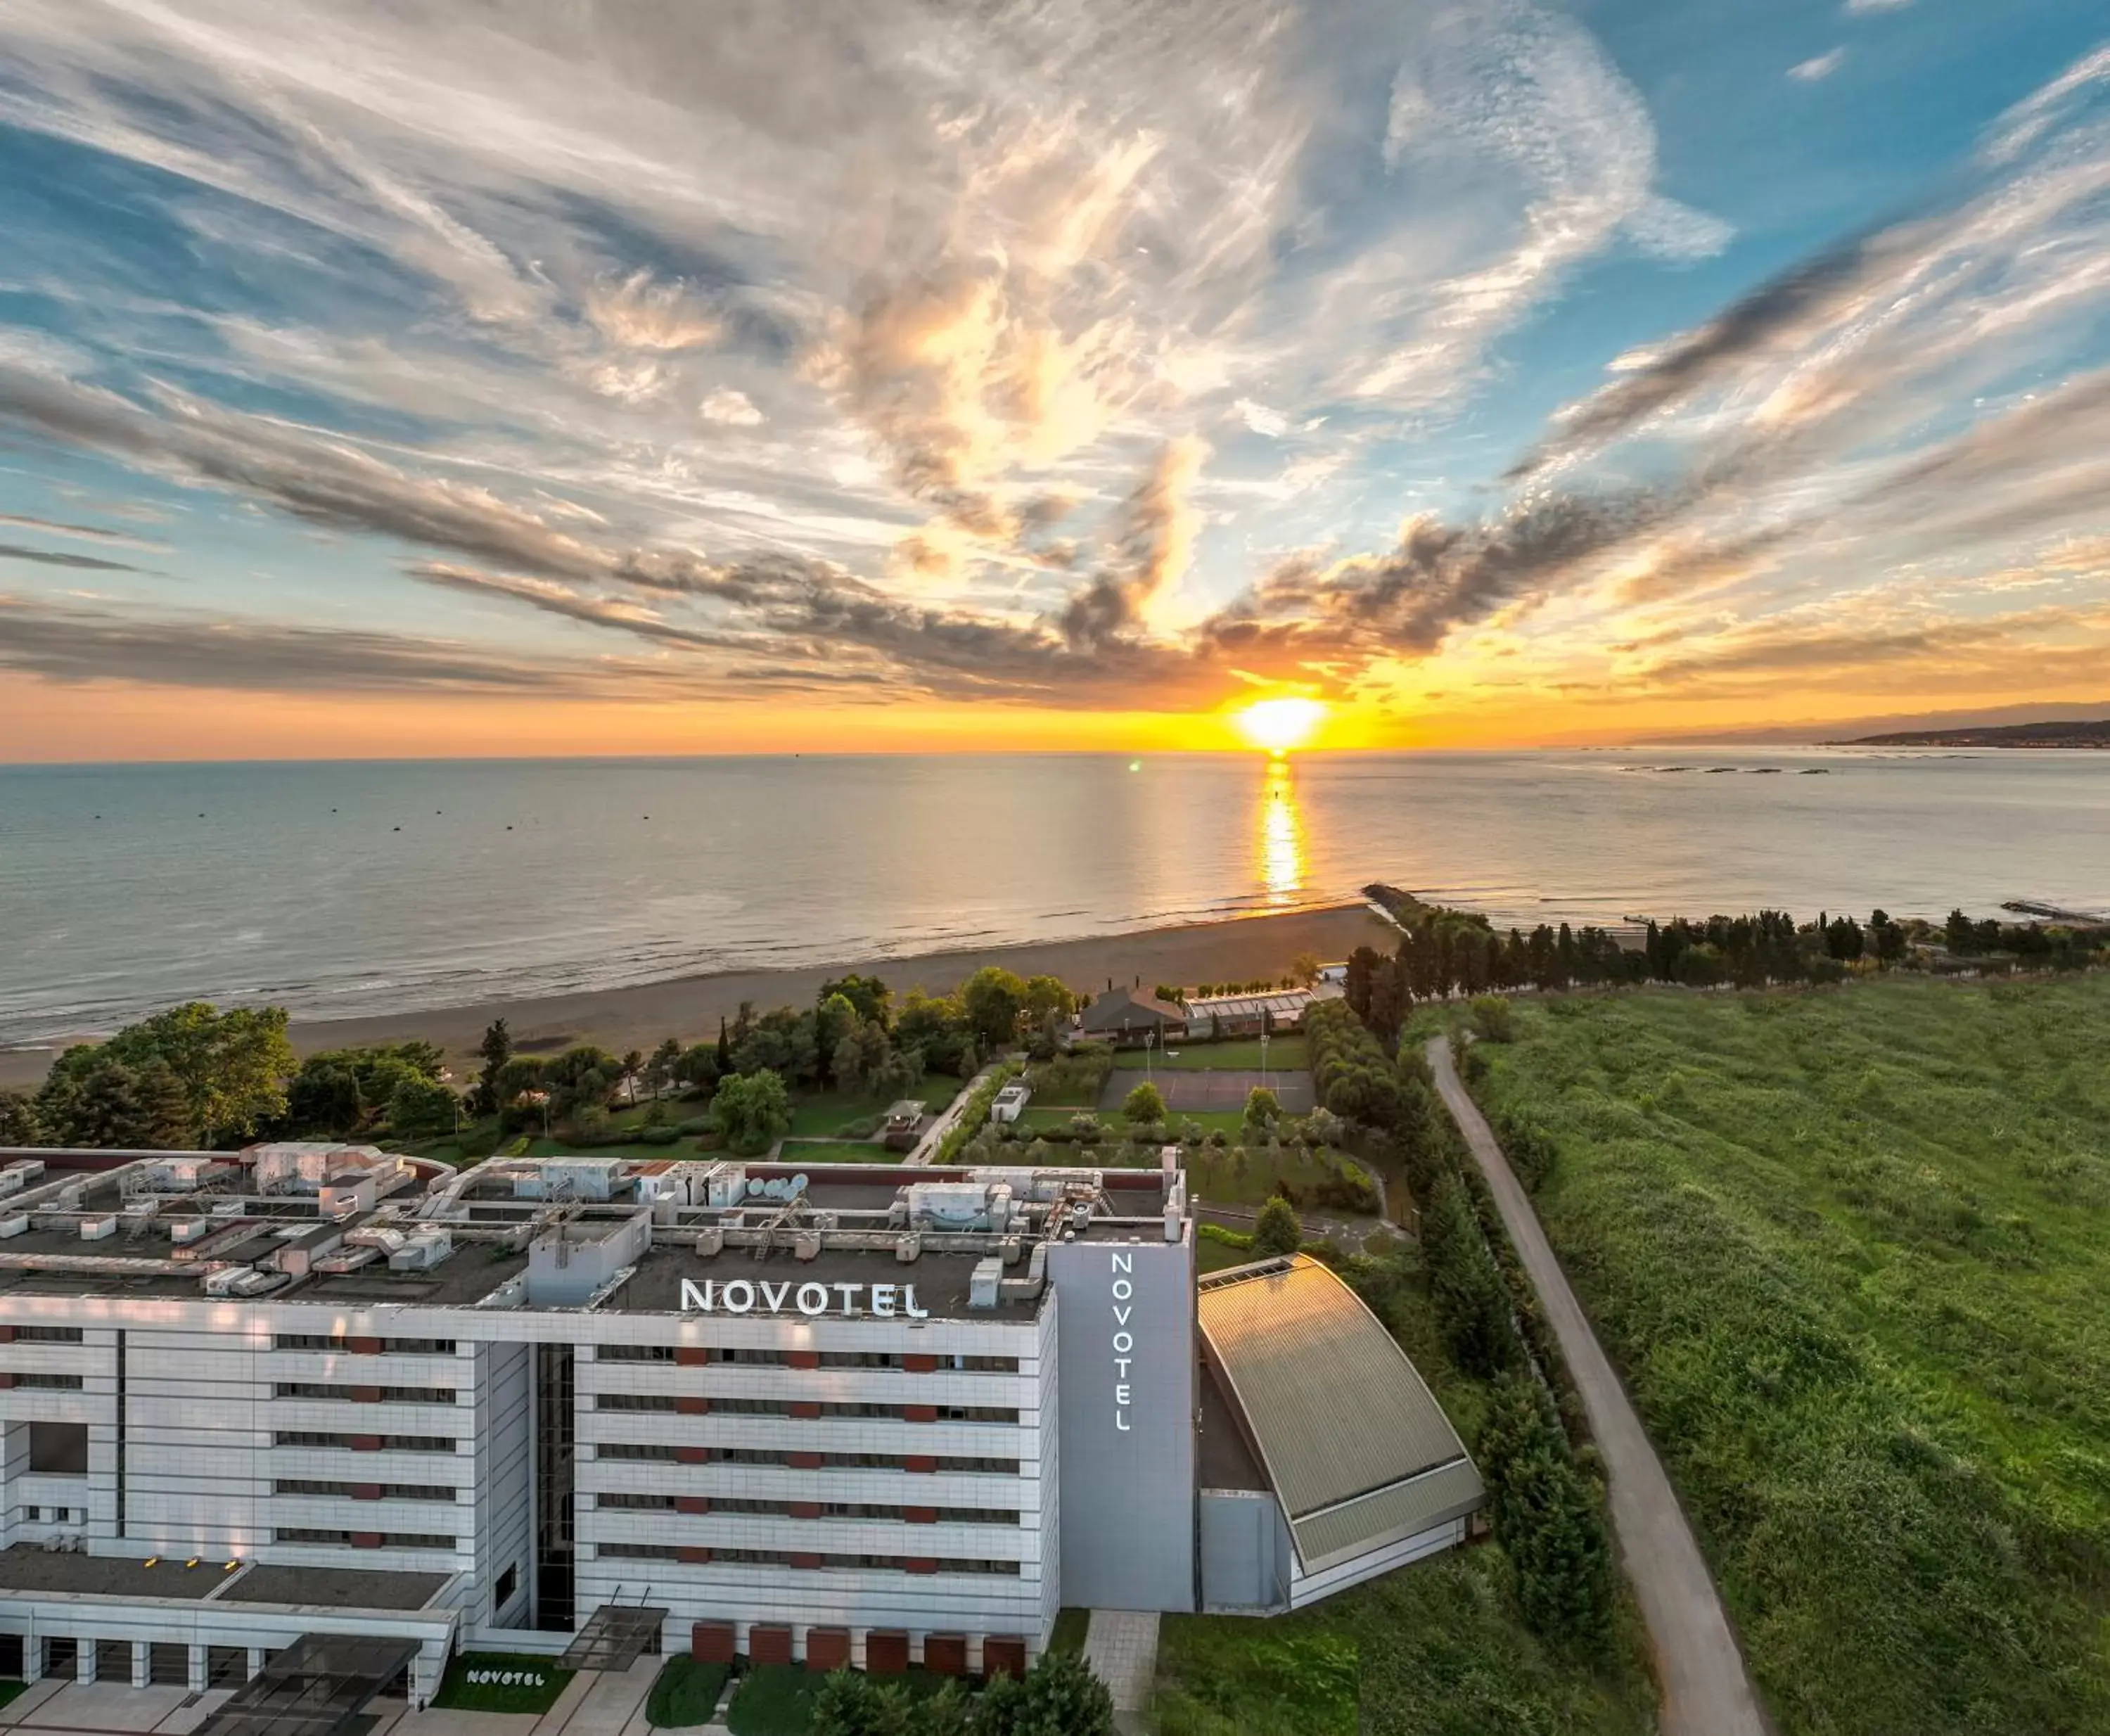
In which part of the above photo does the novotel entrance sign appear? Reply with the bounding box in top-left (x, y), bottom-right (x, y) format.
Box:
top-left (679, 1278), bottom-right (929, 1318)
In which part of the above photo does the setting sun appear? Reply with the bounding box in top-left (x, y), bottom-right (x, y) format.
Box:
top-left (1234, 696), bottom-right (1329, 754)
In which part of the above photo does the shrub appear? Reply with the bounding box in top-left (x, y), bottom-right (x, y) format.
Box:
top-left (1469, 995), bottom-right (1517, 1043)
top-left (1124, 1081), bottom-right (1167, 1124)
top-left (1477, 1375), bottom-right (1613, 1652)
top-left (1243, 1085), bottom-right (1281, 1128)
top-left (1251, 1196), bottom-right (1302, 1258)
top-left (1495, 1110), bottom-right (1556, 1191)
top-left (1421, 1172), bottom-right (1521, 1379)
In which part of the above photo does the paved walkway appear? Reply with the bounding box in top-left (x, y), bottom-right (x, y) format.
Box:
top-left (1426, 1035), bottom-right (1772, 1736)
top-left (1082, 1609), bottom-right (1158, 1735)
top-left (905, 1064), bottom-right (1001, 1167)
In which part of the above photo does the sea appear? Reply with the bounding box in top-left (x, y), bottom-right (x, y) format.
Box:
top-left (2, 748), bottom-right (2107, 1049)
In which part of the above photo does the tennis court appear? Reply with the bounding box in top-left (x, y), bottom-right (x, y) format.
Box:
top-left (1101, 1067), bottom-right (1315, 1114)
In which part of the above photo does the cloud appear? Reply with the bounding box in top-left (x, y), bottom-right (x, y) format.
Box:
top-left (700, 388), bottom-right (762, 426)
top-left (0, 542), bottom-right (141, 573)
top-left (1790, 50), bottom-right (1846, 83)
top-left (1843, 0), bottom-right (1912, 12)
top-left (0, 511), bottom-right (170, 552)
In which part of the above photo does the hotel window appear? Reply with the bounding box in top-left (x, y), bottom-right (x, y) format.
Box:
top-left (13, 1373), bottom-right (83, 1391)
top-left (13, 1327), bottom-right (84, 1344)
top-left (273, 1382), bottom-right (455, 1404)
top-left (274, 1334), bottom-right (456, 1355)
top-left (594, 1345), bottom-right (675, 1362)
top-left (594, 1393), bottom-right (679, 1412)
top-left (596, 1493), bottom-right (678, 1510)
top-left (275, 1528), bottom-right (456, 1550)
top-left (597, 1443), bottom-right (682, 1461)
top-left (274, 1431), bottom-right (458, 1453)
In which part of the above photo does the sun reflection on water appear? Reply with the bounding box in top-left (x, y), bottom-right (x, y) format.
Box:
top-left (1258, 757), bottom-right (1306, 905)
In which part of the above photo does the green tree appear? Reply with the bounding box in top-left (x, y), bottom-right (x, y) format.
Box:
top-left (1123, 1080), bottom-right (1166, 1125)
top-left (646, 1038), bottom-right (682, 1099)
top-left (1945, 907), bottom-right (1977, 955)
top-left (1251, 1195), bottom-right (1301, 1258)
top-left (710, 1068), bottom-right (791, 1155)
top-left (1291, 950), bottom-right (1322, 985)
top-left (286, 1059), bottom-right (367, 1137)
top-left (1479, 1375), bottom-right (1613, 1650)
top-left (0, 1090), bottom-right (41, 1146)
top-left (896, 991), bottom-right (971, 1076)
top-left (388, 1075), bottom-right (459, 1139)
top-left (619, 1049), bottom-right (646, 1105)
top-left (971, 1647), bottom-right (1115, 1736)
top-left (871, 1044), bottom-right (926, 1103)
top-left (812, 1671), bottom-right (966, 1736)
top-left (673, 1043), bottom-right (720, 1096)
top-left (43, 1002), bottom-right (293, 1144)
top-left (1422, 1173), bottom-right (1518, 1378)
top-left (1243, 1085), bottom-right (1281, 1129)
top-left (960, 966), bottom-right (1030, 1054)
top-left (714, 1016), bottom-right (732, 1075)
top-left (1469, 995), bottom-right (1516, 1042)
top-left (470, 1018), bottom-right (511, 1116)
top-left (40, 1057), bottom-right (189, 1149)
top-left (820, 974), bottom-right (893, 1029)
top-left (1021, 975), bottom-right (1078, 1028)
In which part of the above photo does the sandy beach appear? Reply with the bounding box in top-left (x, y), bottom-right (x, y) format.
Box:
top-left (0, 902), bottom-right (1399, 1090)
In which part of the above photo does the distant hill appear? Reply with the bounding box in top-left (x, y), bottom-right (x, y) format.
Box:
top-left (1827, 718), bottom-right (2110, 748)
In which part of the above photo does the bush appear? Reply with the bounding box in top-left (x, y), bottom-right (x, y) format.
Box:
top-left (1495, 1111), bottom-right (1556, 1191)
top-left (1469, 995), bottom-right (1517, 1043)
top-left (1251, 1196), bottom-right (1302, 1258)
top-left (711, 1069), bottom-right (792, 1155)
top-left (1421, 1172), bottom-right (1521, 1379)
top-left (1477, 1376), bottom-right (1613, 1652)
top-left (638, 1123), bottom-right (682, 1146)
top-left (1124, 1080), bottom-right (1167, 1124)
top-left (934, 1063), bottom-right (1021, 1166)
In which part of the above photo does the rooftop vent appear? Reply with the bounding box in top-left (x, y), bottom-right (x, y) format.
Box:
top-left (388, 1232), bottom-right (453, 1272)
top-left (894, 1232), bottom-right (922, 1264)
top-left (693, 1226), bottom-right (724, 1257)
top-left (79, 1215), bottom-right (117, 1242)
top-left (0, 1215), bottom-right (26, 1240)
top-left (968, 1257), bottom-right (1003, 1309)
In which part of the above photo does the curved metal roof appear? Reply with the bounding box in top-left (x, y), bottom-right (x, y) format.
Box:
top-left (1197, 1254), bottom-right (1483, 1571)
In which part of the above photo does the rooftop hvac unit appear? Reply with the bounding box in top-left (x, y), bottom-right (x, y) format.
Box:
top-left (388, 1232), bottom-right (453, 1272)
top-left (170, 1218), bottom-right (209, 1245)
top-left (0, 1214), bottom-right (26, 1240)
top-left (968, 1257), bottom-right (1003, 1310)
top-left (894, 1232), bottom-right (922, 1264)
top-left (3, 1159), bottom-right (44, 1185)
top-left (0, 1171), bottom-right (23, 1198)
top-left (346, 1226), bottom-right (407, 1254)
top-left (693, 1226), bottom-right (724, 1257)
top-left (905, 1181), bottom-right (1013, 1231)
top-left (792, 1230), bottom-right (822, 1262)
top-left (203, 1266), bottom-right (286, 1298)
top-left (311, 1246), bottom-right (383, 1274)
top-left (79, 1215), bottom-right (117, 1242)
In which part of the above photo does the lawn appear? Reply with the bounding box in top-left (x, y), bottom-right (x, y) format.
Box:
top-left (644, 1655), bottom-right (729, 1728)
top-left (0, 1684), bottom-right (25, 1712)
top-left (1047, 1607), bottom-right (1089, 1658)
top-left (1134, 1035), bottom-right (1309, 1071)
top-left (776, 1139), bottom-right (896, 1163)
top-left (1473, 975), bottom-right (2110, 1735)
top-left (785, 1086), bottom-right (942, 1140)
top-left (1018, 1106), bottom-right (1248, 1134)
top-left (430, 1652), bottom-right (574, 1715)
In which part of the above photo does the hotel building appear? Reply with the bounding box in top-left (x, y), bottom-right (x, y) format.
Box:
top-left (0, 1144), bottom-right (1478, 1709)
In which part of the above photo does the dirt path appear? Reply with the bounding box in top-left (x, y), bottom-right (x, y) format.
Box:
top-left (1426, 1035), bottom-right (1771, 1736)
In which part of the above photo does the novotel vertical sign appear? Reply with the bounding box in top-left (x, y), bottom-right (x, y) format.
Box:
top-left (678, 1278), bottom-right (928, 1318)
top-left (1111, 1250), bottom-right (1135, 1432)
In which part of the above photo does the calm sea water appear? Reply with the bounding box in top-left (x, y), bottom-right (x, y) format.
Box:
top-left (2, 749), bottom-right (2106, 1048)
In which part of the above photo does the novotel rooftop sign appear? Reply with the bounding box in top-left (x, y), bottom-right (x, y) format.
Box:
top-left (679, 1278), bottom-right (930, 1319)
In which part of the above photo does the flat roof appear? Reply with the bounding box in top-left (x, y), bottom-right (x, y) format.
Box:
top-left (620, 1242), bottom-right (1047, 1320)
top-left (0, 1547), bottom-right (230, 1600)
top-left (1198, 1256), bottom-right (1481, 1571)
top-left (222, 1564), bottom-right (449, 1611)
top-left (1198, 1362), bottom-right (1270, 1493)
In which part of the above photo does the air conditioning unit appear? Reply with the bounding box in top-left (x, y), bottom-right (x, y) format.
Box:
top-left (388, 1232), bottom-right (454, 1272)
top-left (79, 1215), bottom-right (117, 1242)
top-left (171, 1219), bottom-right (209, 1245)
top-left (0, 1214), bottom-right (27, 1240)
top-left (969, 1258), bottom-right (1002, 1310)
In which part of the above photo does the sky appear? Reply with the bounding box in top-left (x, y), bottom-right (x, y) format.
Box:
top-left (1, 0), bottom-right (2109, 759)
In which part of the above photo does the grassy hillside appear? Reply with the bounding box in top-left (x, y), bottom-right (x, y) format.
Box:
top-left (1474, 976), bottom-right (2110, 1734)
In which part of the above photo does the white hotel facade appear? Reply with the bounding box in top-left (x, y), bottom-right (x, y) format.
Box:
top-left (0, 1144), bottom-right (1478, 1707)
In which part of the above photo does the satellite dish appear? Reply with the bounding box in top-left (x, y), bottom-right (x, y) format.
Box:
top-left (791, 1174), bottom-right (810, 1194)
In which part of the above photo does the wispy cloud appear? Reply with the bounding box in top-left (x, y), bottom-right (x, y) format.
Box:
top-left (1790, 49), bottom-right (1847, 82)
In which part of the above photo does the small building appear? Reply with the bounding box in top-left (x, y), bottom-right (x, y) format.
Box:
top-left (990, 1083), bottom-right (1032, 1125)
top-left (1078, 986), bottom-right (1187, 1043)
top-left (1182, 988), bottom-right (1318, 1038)
top-left (881, 1100), bottom-right (929, 1152)
top-left (1315, 962), bottom-right (1349, 987)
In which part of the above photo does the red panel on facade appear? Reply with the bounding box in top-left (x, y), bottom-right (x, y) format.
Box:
top-left (865, 1631), bottom-right (909, 1675)
top-left (904, 1557), bottom-right (938, 1576)
top-left (0, 1373), bottom-right (15, 1391)
top-left (788, 1400), bottom-right (821, 1420)
top-left (788, 1350), bottom-right (819, 1370)
top-left (675, 1445), bottom-right (710, 1464)
top-left (923, 1635), bottom-right (968, 1677)
top-left (904, 1455), bottom-right (936, 1474)
top-left (350, 1532), bottom-right (383, 1550)
top-left (982, 1637), bottom-right (1027, 1680)
top-left (350, 1385), bottom-right (383, 1404)
top-left (804, 1628), bottom-right (850, 1673)
top-left (904, 1404), bottom-right (938, 1424)
top-left (904, 1506), bottom-right (938, 1524)
top-left (350, 1483), bottom-right (383, 1501)
top-left (675, 1346), bottom-right (710, 1367)
top-left (676, 1395), bottom-right (710, 1416)
top-left (676, 1546), bottom-right (711, 1564)
top-left (691, 1621), bottom-right (736, 1665)
top-left (0, 1326), bottom-right (16, 1344)
top-left (674, 1495), bottom-right (711, 1515)
top-left (788, 1450), bottom-right (823, 1469)
top-left (347, 1336), bottom-right (383, 1356)
top-left (788, 1501), bottom-right (820, 1519)
top-left (790, 1551), bottom-right (823, 1569)
top-left (349, 1434), bottom-right (382, 1451)
top-left (902, 1353), bottom-right (938, 1373)
top-left (748, 1625), bottom-right (793, 1667)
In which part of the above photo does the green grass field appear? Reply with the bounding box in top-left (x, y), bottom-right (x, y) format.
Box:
top-left (776, 1139), bottom-right (896, 1163)
top-left (784, 1087), bottom-right (928, 1140)
top-left (1475, 976), bottom-right (2110, 1735)
top-left (644, 1656), bottom-right (729, 1728)
top-left (724, 1664), bottom-right (817, 1736)
top-left (1129, 1035), bottom-right (1309, 1071)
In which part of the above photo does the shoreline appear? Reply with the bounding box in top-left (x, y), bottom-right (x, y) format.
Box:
top-left (0, 902), bottom-right (1400, 1091)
